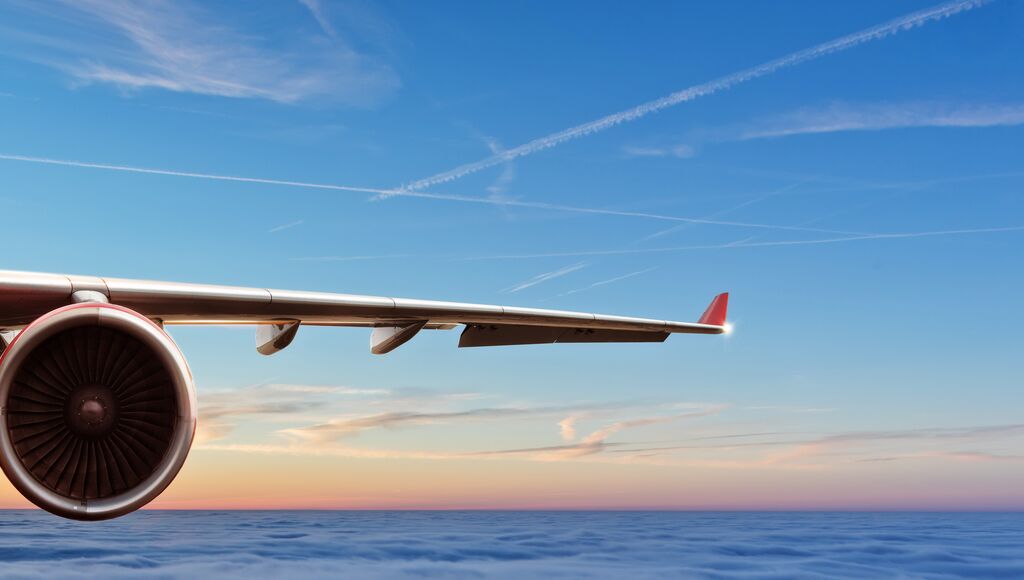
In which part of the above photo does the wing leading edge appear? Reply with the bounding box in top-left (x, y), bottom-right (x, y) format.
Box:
top-left (0, 270), bottom-right (729, 354)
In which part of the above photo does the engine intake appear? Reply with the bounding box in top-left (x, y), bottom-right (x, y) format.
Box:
top-left (0, 303), bottom-right (196, 520)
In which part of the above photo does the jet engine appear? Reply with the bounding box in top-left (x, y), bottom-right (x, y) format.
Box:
top-left (0, 303), bottom-right (196, 520)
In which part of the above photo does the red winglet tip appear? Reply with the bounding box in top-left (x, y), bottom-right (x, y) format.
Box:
top-left (698, 292), bottom-right (729, 326)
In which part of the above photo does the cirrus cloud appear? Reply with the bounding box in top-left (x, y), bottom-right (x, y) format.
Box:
top-left (2, 0), bottom-right (399, 104)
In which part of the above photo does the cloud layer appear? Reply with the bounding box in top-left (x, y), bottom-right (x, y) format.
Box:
top-left (193, 379), bottom-right (1024, 475)
top-left (0, 511), bottom-right (1020, 578)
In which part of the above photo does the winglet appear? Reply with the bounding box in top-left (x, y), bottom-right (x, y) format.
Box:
top-left (698, 293), bottom-right (729, 327)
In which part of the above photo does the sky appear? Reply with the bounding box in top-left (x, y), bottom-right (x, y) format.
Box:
top-left (0, 0), bottom-right (1021, 510)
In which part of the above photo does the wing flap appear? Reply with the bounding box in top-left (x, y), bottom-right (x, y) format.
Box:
top-left (459, 324), bottom-right (669, 348)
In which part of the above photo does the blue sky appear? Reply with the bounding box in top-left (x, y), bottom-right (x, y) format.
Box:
top-left (0, 0), bottom-right (1021, 509)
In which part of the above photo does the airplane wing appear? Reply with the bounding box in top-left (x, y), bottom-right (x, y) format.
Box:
top-left (0, 270), bottom-right (729, 355)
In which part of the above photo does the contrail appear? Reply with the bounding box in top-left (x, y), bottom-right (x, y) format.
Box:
top-left (459, 199), bottom-right (866, 235)
top-left (268, 219), bottom-right (304, 233)
top-left (401, 0), bottom-right (990, 191)
top-left (291, 225), bottom-right (1023, 262)
top-left (456, 226), bottom-right (1024, 260)
top-left (0, 153), bottom-right (396, 196)
top-left (0, 153), bottom-right (863, 235)
top-left (639, 181), bottom-right (807, 242)
top-left (556, 267), bottom-right (659, 298)
top-left (503, 263), bottom-right (587, 293)
top-left (292, 254), bottom-right (420, 262)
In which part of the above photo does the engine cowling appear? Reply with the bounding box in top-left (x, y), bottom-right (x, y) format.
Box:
top-left (0, 303), bottom-right (196, 520)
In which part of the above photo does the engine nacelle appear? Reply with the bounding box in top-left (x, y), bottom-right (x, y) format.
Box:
top-left (0, 303), bottom-right (196, 520)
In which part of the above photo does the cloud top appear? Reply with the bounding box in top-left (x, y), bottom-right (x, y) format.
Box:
top-left (0, 511), bottom-right (1020, 577)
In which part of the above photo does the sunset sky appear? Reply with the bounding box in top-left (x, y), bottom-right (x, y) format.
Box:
top-left (0, 0), bottom-right (1021, 510)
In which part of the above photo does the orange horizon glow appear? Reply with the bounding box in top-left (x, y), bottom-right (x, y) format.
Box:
top-left (1, 446), bottom-right (1019, 513)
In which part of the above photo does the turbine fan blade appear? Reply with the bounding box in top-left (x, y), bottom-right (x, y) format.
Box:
top-left (5, 326), bottom-right (177, 500)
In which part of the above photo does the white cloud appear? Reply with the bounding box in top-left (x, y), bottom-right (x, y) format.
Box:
top-left (575, 406), bottom-right (729, 454)
top-left (9, 0), bottom-right (398, 103)
top-left (192, 380), bottom-right (1024, 471)
top-left (558, 416), bottom-right (580, 441)
top-left (477, 405), bottom-right (730, 460)
top-left (196, 382), bottom-right (393, 443)
top-left (277, 401), bottom-right (625, 445)
top-left (297, 0), bottom-right (336, 37)
top-left (766, 424), bottom-right (1024, 465)
top-left (622, 144), bottom-right (695, 159)
top-left (483, 137), bottom-right (517, 199)
top-left (740, 102), bottom-right (1024, 140)
top-left (622, 101), bottom-right (1024, 162)
top-left (269, 384), bottom-right (390, 396)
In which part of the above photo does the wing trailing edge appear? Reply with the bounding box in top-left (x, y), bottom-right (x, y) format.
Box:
top-left (0, 271), bottom-right (730, 354)
top-left (459, 324), bottom-right (669, 348)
